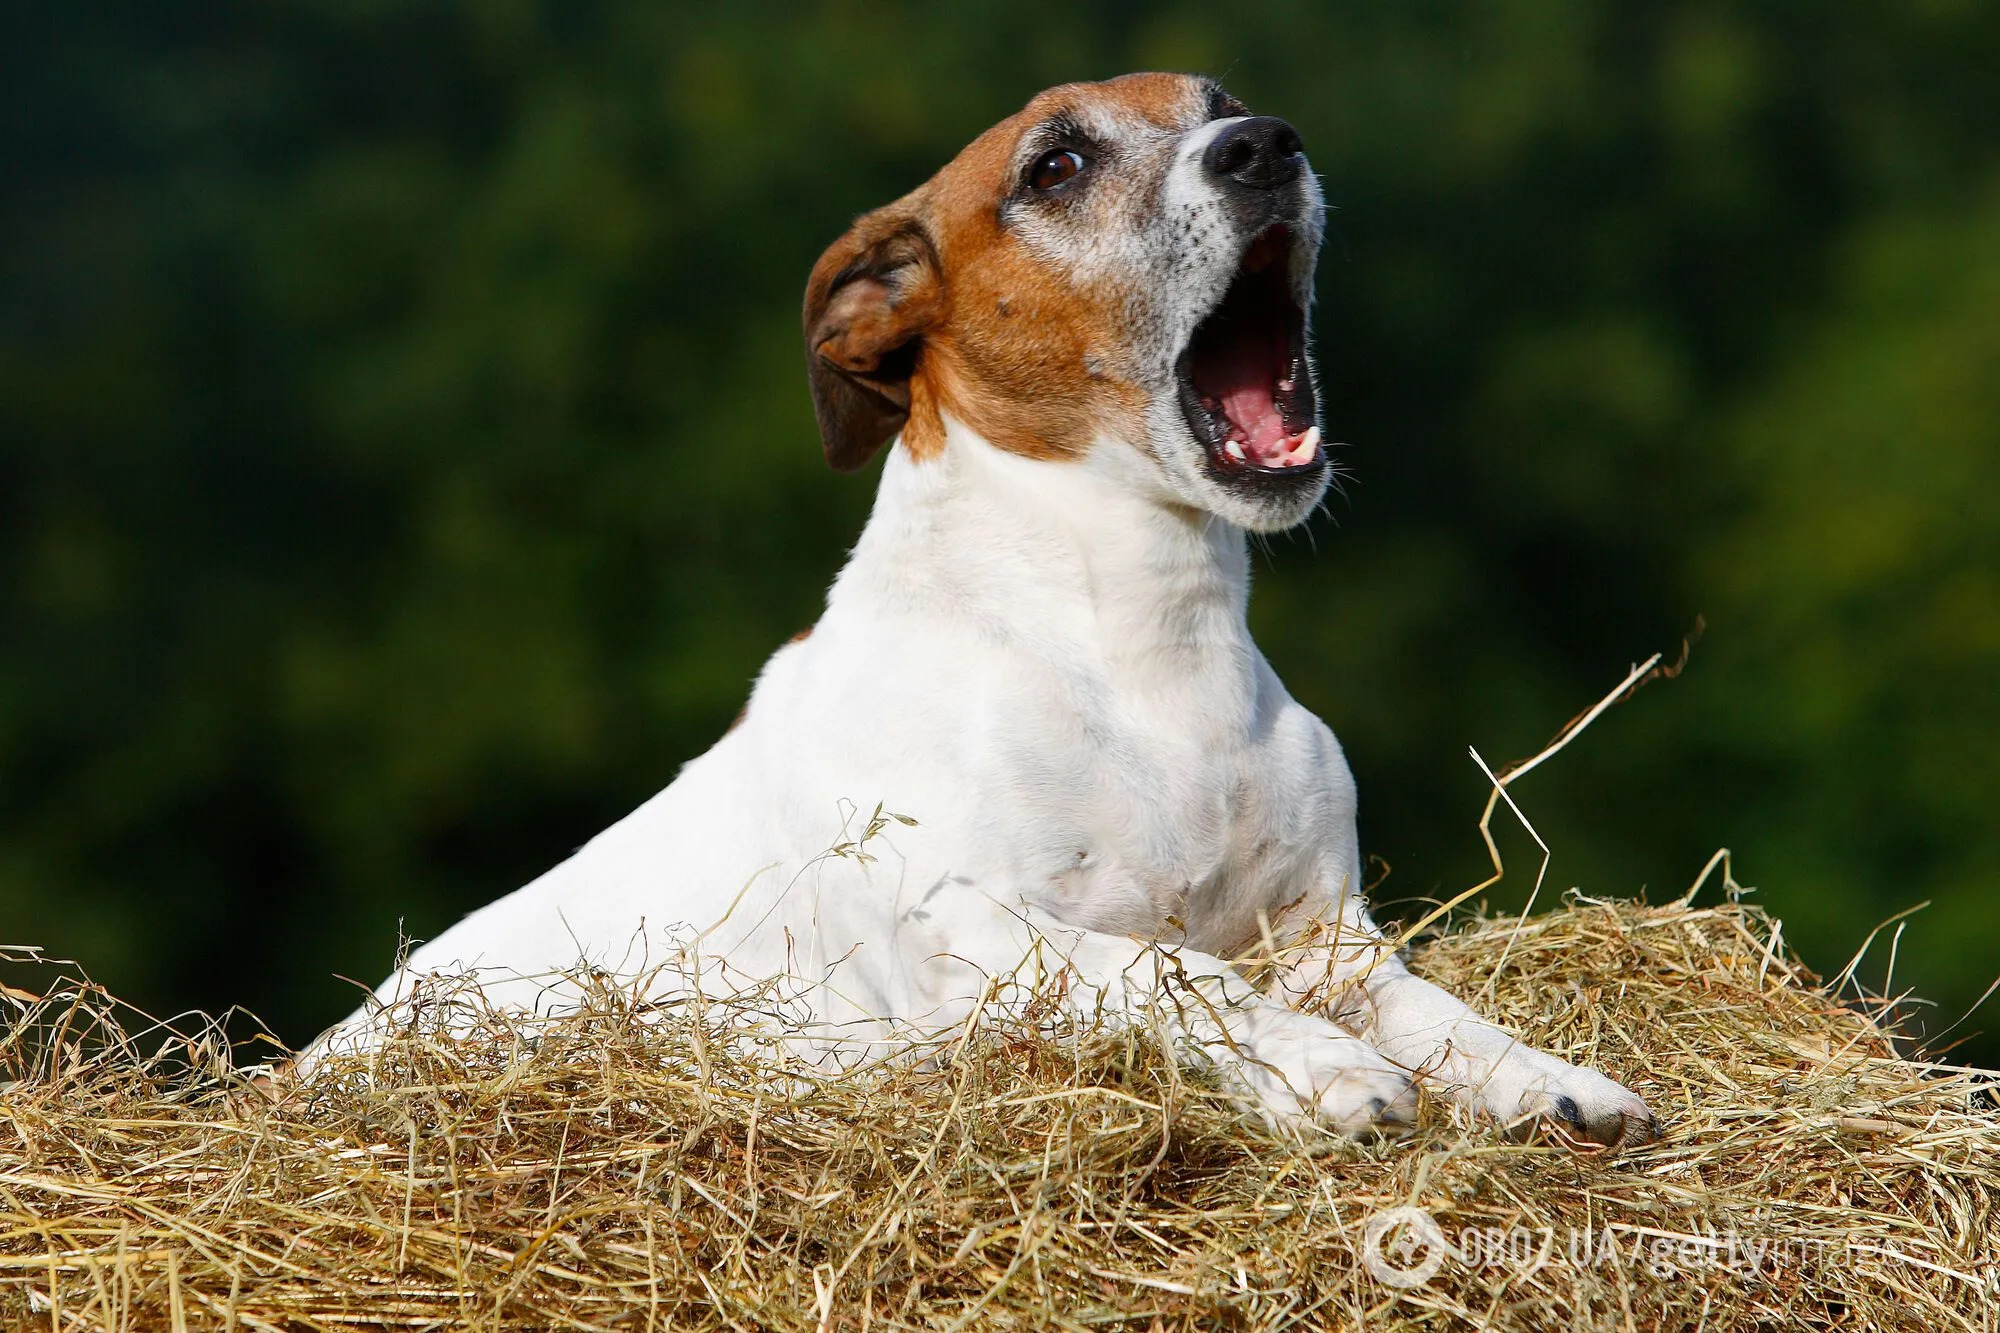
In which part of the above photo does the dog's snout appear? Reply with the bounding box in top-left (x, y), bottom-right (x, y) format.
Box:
top-left (1202, 116), bottom-right (1305, 191)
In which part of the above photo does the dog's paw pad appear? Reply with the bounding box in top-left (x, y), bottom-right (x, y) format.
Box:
top-left (1235, 1023), bottom-right (1420, 1138)
top-left (1474, 1054), bottom-right (1659, 1150)
top-left (1341, 1079), bottom-right (1420, 1137)
top-left (1523, 1082), bottom-right (1658, 1149)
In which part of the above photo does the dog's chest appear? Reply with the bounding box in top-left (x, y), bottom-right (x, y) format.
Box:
top-left (976, 622), bottom-right (1333, 949)
top-left (820, 440), bottom-right (1352, 953)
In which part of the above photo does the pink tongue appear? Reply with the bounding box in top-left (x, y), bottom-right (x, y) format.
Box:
top-left (1201, 327), bottom-right (1294, 463)
top-left (1219, 381), bottom-right (1292, 463)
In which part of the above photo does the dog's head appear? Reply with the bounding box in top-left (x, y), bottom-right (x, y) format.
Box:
top-left (804, 72), bottom-right (1329, 532)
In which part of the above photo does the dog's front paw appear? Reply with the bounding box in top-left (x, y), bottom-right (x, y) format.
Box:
top-left (1470, 1047), bottom-right (1658, 1148)
top-left (1229, 1013), bottom-right (1419, 1136)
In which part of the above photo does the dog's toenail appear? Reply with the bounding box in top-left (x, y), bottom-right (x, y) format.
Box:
top-left (1553, 1095), bottom-right (1583, 1127)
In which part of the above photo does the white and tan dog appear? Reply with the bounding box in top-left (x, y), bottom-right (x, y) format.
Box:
top-left (316, 73), bottom-right (1656, 1147)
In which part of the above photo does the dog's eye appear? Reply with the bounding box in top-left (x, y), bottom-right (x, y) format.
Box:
top-left (1028, 148), bottom-right (1088, 192)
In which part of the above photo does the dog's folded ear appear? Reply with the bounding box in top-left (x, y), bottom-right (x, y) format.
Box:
top-left (803, 208), bottom-right (944, 472)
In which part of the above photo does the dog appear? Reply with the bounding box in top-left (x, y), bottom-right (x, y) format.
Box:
top-left (312, 73), bottom-right (1657, 1147)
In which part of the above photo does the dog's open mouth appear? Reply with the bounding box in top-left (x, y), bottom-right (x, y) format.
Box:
top-left (1175, 225), bottom-right (1321, 476)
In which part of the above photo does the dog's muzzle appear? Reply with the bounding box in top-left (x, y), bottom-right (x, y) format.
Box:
top-left (1175, 117), bottom-right (1323, 495)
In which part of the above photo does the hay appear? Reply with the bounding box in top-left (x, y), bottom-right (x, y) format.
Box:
top-left (2, 894), bottom-right (1995, 1332)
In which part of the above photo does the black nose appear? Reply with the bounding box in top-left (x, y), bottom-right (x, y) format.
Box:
top-left (1202, 116), bottom-right (1305, 190)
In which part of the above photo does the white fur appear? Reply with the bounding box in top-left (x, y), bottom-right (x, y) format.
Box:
top-left (314, 413), bottom-right (1653, 1143)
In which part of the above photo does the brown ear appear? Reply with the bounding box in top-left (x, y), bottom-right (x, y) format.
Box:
top-left (803, 208), bottom-right (943, 471)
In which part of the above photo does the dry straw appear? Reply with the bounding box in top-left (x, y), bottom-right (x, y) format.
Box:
top-left (3, 662), bottom-right (1996, 1330)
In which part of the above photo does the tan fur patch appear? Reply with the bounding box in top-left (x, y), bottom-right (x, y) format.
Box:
top-left (805, 73), bottom-right (1216, 469)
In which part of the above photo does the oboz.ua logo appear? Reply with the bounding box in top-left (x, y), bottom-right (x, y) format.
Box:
top-left (1360, 1206), bottom-right (1449, 1289)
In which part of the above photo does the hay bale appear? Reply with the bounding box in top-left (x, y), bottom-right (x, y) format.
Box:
top-left (2, 897), bottom-right (1994, 1331)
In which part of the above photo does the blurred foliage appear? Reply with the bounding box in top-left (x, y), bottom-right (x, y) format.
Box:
top-left (4, 1), bottom-right (1996, 1060)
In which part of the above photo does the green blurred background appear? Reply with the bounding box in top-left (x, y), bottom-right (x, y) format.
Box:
top-left (5, 1), bottom-right (1997, 1062)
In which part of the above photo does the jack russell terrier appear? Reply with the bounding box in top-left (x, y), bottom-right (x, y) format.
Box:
top-left (314, 73), bottom-right (1658, 1148)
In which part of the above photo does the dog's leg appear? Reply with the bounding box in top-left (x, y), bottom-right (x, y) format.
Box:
top-left (1267, 888), bottom-right (1659, 1147)
top-left (871, 892), bottom-right (1418, 1134)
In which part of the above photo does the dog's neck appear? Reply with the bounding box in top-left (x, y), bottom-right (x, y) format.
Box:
top-left (832, 418), bottom-right (1257, 681)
